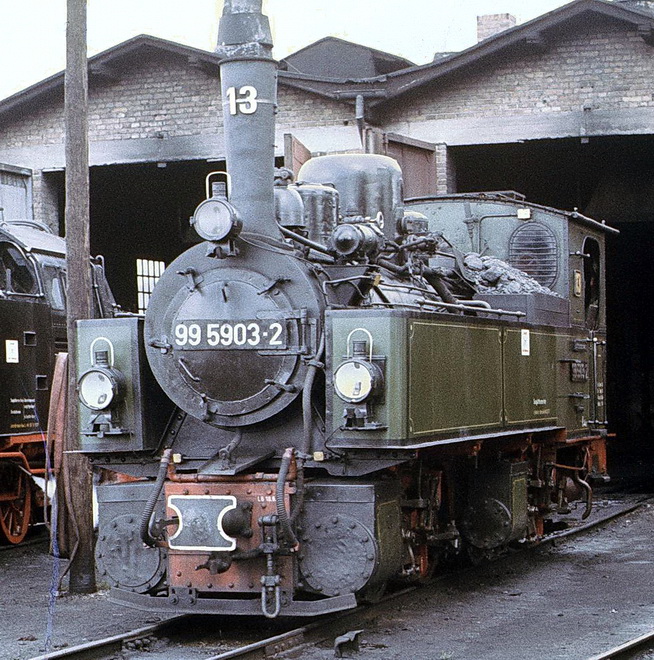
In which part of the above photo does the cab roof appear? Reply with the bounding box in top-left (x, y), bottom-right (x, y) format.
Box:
top-left (0, 221), bottom-right (66, 257)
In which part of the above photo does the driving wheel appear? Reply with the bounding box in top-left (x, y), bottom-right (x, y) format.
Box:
top-left (0, 466), bottom-right (32, 544)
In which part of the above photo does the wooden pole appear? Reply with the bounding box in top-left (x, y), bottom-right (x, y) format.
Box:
top-left (64, 0), bottom-right (96, 594)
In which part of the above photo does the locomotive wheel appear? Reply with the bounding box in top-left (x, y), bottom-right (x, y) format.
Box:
top-left (415, 544), bottom-right (438, 582)
top-left (0, 468), bottom-right (32, 544)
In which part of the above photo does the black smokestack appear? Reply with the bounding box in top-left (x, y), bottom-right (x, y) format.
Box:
top-left (216, 0), bottom-right (279, 238)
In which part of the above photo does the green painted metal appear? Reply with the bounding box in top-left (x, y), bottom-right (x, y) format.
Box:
top-left (77, 317), bottom-right (166, 453)
top-left (408, 320), bottom-right (503, 436)
top-left (503, 327), bottom-right (558, 426)
top-left (555, 333), bottom-right (591, 434)
top-left (328, 309), bottom-right (598, 448)
top-left (327, 310), bottom-right (409, 444)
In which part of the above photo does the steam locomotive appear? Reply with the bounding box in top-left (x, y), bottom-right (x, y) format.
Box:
top-left (77, 0), bottom-right (616, 617)
top-left (0, 219), bottom-right (114, 543)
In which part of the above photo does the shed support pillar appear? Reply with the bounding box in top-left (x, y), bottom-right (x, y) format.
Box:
top-left (435, 143), bottom-right (457, 194)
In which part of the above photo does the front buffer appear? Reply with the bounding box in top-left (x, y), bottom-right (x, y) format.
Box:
top-left (97, 475), bottom-right (403, 617)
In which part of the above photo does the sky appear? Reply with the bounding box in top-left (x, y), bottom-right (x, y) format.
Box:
top-left (0, 0), bottom-right (573, 102)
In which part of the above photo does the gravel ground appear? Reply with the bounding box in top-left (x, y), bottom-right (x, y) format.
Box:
top-left (1, 497), bottom-right (653, 660)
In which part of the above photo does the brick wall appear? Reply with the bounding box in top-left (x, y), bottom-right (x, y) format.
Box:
top-left (434, 143), bottom-right (456, 194)
top-left (88, 53), bottom-right (222, 141)
top-left (276, 87), bottom-right (352, 127)
top-left (32, 171), bottom-right (61, 232)
top-left (0, 48), bottom-right (353, 227)
top-left (1, 50), bottom-right (351, 153)
top-left (383, 21), bottom-right (654, 125)
top-left (3, 16), bottom-right (653, 221)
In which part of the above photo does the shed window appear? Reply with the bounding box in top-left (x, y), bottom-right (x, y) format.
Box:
top-left (136, 258), bottom-right (165, 314)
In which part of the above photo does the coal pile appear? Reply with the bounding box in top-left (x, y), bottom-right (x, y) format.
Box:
top-left (463, 253), bottom-right (560, 296)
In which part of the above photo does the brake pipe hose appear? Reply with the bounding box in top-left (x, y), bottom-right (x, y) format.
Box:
top-left (140, 447), bottom-right (173, 547)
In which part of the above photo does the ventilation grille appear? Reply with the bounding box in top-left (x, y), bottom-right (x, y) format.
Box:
top-left (508, 222), bottom-right (558, 287)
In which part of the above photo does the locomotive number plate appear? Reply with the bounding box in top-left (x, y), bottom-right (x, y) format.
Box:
top-left (173, 319), bottom-right (287, 350)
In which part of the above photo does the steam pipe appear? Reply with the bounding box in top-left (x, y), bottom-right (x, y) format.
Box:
top-left (302, 333), bottom-right (325, 457)
top-left (573, 471), bottom-right (593, 520)
top-left (422, 267), bottom-right (459, 305)
top-left (275, 447), bottom-right (299, 547)
top-left (278, 224), bottom-right (334, 257)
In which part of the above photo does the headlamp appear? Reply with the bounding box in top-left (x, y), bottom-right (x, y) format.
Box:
top-left (333, 359), bottom-right (382, 403)
top-left (330, 222), bottom-right (384, 260)
top-left (78, 367), bottom-right (124, 411)
top-left (191, 198), bottom-right (242, 242)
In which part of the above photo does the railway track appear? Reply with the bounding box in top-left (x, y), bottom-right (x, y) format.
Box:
top-left (27, 592), bottom-right (411, 660)
top-left (24, 496), bottom-right (647, 660)
top-left (586, 630), bottom-right (654, 660)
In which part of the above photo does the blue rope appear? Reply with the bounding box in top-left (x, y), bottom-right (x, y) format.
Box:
top-left (29, 386), bottom-right (60, 655)
top-left (45, 482), bottom-right (60, 655)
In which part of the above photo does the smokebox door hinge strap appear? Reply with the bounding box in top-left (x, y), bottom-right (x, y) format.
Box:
top-left (257, 277), bottom-right (290, 295)
top-left (149, 336), bottom-right (172, 354)
top-left (264, 379), bottom-right (298, 393)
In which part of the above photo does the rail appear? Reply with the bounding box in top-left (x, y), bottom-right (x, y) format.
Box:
top-left (586, 629), bottom-right (654, 660)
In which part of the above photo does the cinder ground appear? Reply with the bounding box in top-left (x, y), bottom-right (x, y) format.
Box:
top-left (300, 500), bottom-right (654, 660)
top-left (0, 540), bottom-right (170, 659)
top-left (1, 454), bottom-right (653, 660)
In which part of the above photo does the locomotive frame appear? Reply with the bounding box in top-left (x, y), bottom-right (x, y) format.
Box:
top-left (76, 0), bottom-right (616, 617)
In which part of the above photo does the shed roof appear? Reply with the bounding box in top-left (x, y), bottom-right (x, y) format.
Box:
top-left (277, 0), bottom-right (654, 110)
top-left (280, 36), bottom-right (414, 78)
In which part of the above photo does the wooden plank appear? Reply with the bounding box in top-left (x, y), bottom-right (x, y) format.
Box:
top-left (284, 133), bottom-right (311, 176)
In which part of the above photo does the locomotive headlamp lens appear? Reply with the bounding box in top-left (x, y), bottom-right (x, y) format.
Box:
top-left (78, 368), bottom-right (123, 411)
top-left (191, 198), bottom-right (242, 242)
top-left (333, 359), bottom-right (381, 403)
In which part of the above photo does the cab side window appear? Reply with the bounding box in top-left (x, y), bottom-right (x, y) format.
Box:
top-left (583, 237), bottom-right (600, 330)
top-left (0, 242), bottom-right (38, 295)
top-left (43, 265), bottom-right (66, 310)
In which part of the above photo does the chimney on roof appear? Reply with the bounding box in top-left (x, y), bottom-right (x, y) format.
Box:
top-left (477, 13), bottom-right (517, 42)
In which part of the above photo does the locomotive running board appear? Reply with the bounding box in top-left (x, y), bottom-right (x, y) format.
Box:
top-left (110, 588), bottom-right (358, 617)
top-left (332, 424), bottom-right (566, 451)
